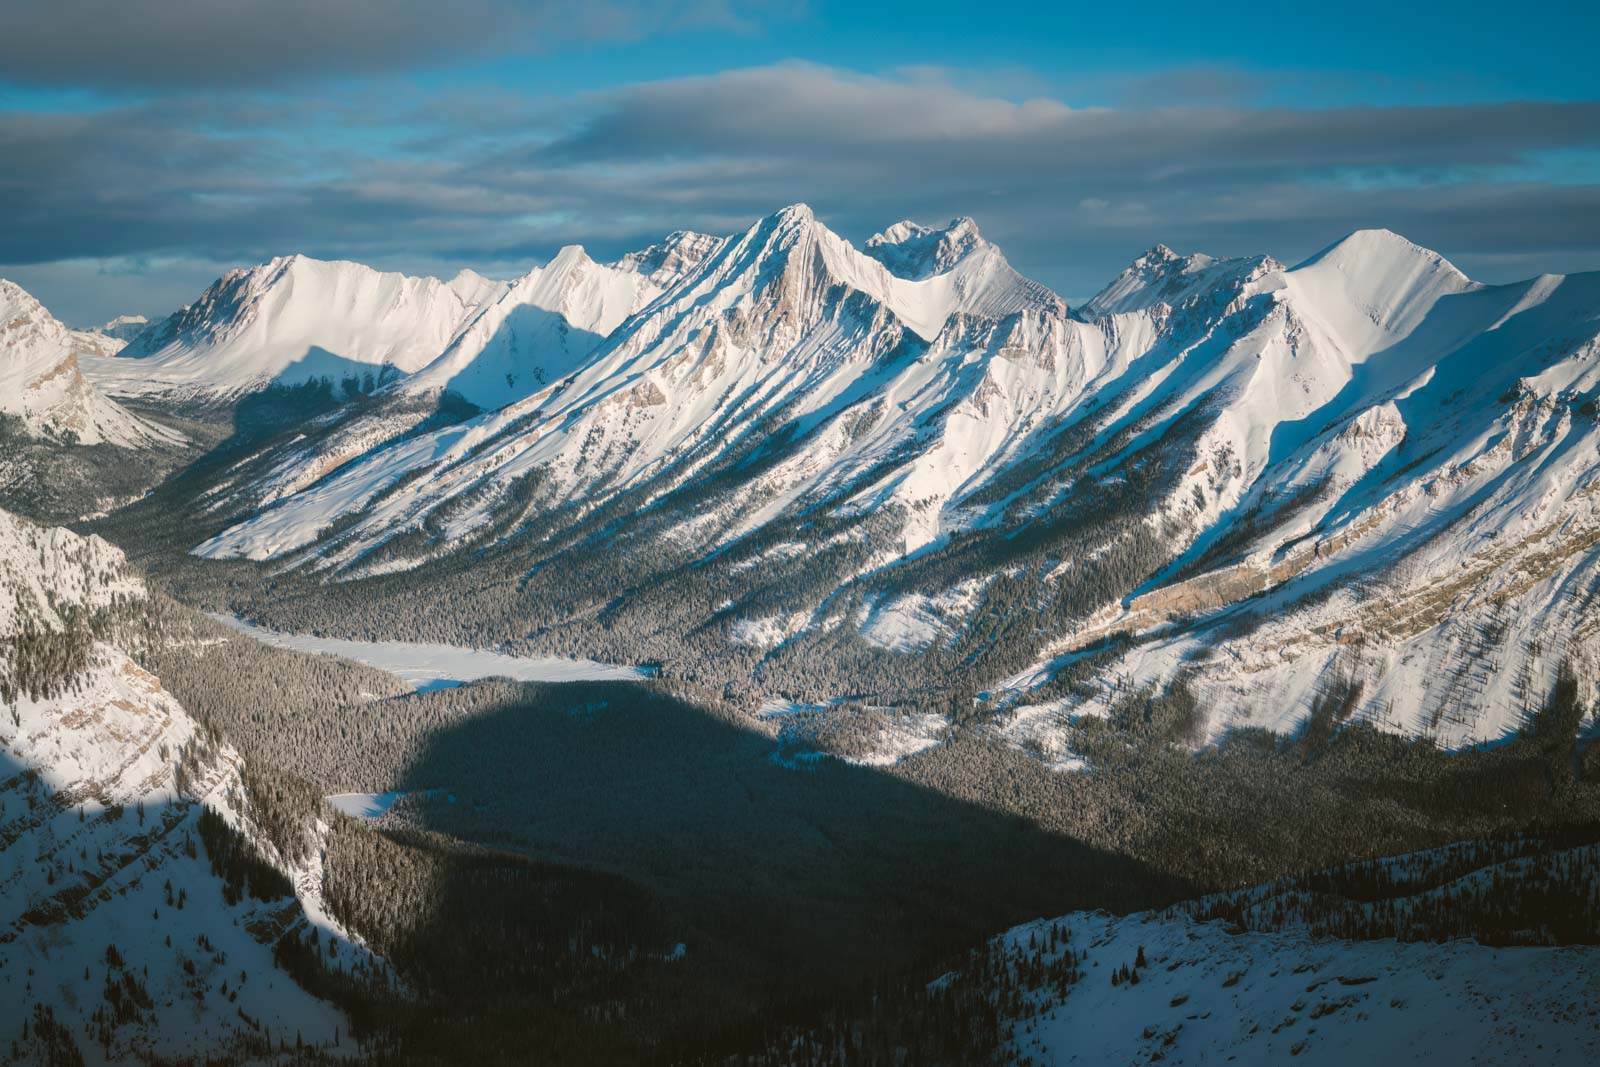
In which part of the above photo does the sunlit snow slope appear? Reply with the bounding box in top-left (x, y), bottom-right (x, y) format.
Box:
top-left (108, 207), bottom-right (1600, 749)
top-left (0, 280), bottom-right (180, 447)
top-left (982, 880), bottom-right (1600, 1065)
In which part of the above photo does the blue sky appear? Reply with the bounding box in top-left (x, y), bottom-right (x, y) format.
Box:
top-left (443, 2), bottom-right (1600, 107)
top-left (2, 0), bottom-right (1597, 324)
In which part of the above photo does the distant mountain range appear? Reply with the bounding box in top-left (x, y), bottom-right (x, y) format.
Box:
top-left (8, 205), bottom-right (1600, 752)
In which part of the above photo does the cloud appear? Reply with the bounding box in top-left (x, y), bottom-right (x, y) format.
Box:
top-left (539, 63), bottom-right (1600, 175)
top-left (3, 62), bottom-right (1598, 322)
top-left (0, 1), bottom-right (772, 89)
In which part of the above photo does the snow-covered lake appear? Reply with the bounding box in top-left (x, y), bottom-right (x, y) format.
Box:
top-left (326, 791), bottom-right (409, 818)
top-left (209, 613), bottom-right (650, 690)
top-left (326, 789), bottom-right (455, 818)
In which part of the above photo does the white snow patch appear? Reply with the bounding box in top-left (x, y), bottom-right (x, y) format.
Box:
top-left (210, 613), bottom-right (649, 688)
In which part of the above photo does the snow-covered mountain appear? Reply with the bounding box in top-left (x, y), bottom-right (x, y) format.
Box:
top-left (75, 239), bottom-right (730, 409)
top-left (398, 239), bottom-right (713, 410)
top-left (80, 255), bottom-right (499, 402)
top-left (189, 205), bottom-right (1072, 565)
top-left (1002, 229), bottom-right (1600, 751)
top-left (90, 314), bottom-right (151, 345)
top-left (99, 208), bottom-right (1600, 752)
top-left (0, 280), bottom-right (180, 447)
top-left (0, 507), bottom-right (352, 1060)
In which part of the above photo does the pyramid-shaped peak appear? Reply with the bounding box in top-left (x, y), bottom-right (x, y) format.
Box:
top-left (0, 277), bottom-right (46, 314)
top-left (546, 244), bottom-right (593, 268)
top-left (738, 204), bottom-right (831, 256)
top-left (1294, 228), bottom-right (1468, 282)
top-left (770, 203), bottom-right (817, 226)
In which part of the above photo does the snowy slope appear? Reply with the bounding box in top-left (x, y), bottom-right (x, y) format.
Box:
top-left (962, 831), bottom-right (1600, 1065)
top-left (127, 210), bottom-right (1600, 750)
top-left (0, 509), bottom-right (140, 638)
top-left (89, 314), bottom-right (150, 345)
top-left (985, 901), bottom-right (1599, 1065)
top-left (0, 280), bottom-right (180, 447)
top-left (0, 508), bottom-right (355, 1061)
top-left (80, 255), bottom-right (487, 401)
top-left (400, 244), bottom-right (675, 409)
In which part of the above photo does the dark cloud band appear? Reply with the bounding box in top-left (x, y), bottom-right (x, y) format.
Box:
top-left (0, 0), bottom-right (762, 89)
top-left (2, 62), bottom-right (1597, 323)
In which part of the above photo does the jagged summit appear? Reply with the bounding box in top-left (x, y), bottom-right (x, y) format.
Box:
top-left (866, 217), bottom-right (986, 281)
top-left (612, 230), bottom-right (726, 290)
top-left (1081, 243), bottom-right (1276, 318)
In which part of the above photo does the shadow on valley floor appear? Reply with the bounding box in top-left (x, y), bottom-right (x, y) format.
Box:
top-left (363, 681), bottom-right (1186, 1044)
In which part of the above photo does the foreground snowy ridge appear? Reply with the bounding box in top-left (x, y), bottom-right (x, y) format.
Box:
top-left (962, 833), bottom-right (1600, 1066)
top-left (985, 906), bottom-right (1599, 1065)
top-left (0, 508), bottom-right (358, 1060)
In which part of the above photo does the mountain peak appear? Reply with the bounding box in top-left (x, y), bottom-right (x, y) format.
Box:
top-left (1283, 228), bottom-right (1479, 349)
top-left (0, 277), bottom-right (46, 318)
top-left (1082, 243), bottom-right (1265, 318)
top-left (0, 280), bottom-right (174, 446)
top-left (612, 230), bottom-right (726, 291)
top-left (93, 313), bottom-right (150, 341)
top-left (1136, 243), bottom-right (1183, 266)
top-left (865, 216), bottom-right (990, 281)
top-left (1295, 228), bottom-right (1469, 283)
top-left (547, 244), bottom-right (593, 269)
top-left (769, 203), bottom-right (817, 227)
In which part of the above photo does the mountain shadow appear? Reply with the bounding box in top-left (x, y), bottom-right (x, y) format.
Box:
top-left (376, 682), bottom-right (1185, 1032)
top-left (434, 303), bottom-right (604, 408)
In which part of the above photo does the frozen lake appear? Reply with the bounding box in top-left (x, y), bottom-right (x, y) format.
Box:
top-left (326, 791), bottom-right (408, 818)
top-left (326, 789), bottom-right (455, 818)
top-left (209, 613), bottom-right (650, 690)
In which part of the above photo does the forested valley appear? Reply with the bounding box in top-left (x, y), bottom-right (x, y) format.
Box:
top-left (53, 587), bottom-right (1593, 1063)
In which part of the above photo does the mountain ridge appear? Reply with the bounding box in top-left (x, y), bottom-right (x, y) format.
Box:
top-left (0, 279), bottom-right (180, 447)
top-left (65, 206), bottom-right (1600, 754)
